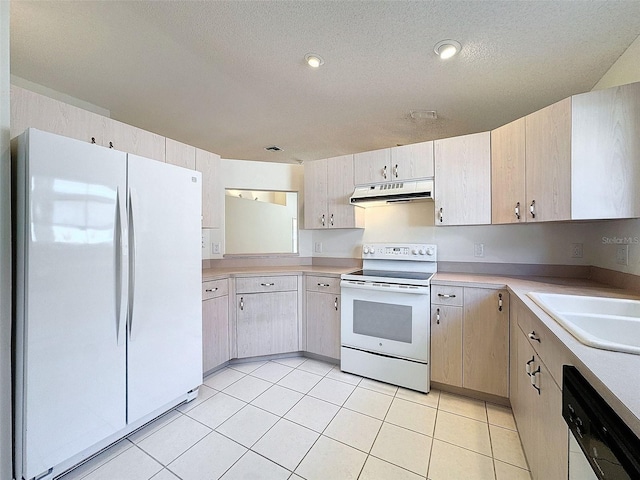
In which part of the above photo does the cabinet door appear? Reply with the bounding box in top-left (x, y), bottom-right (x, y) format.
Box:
top-left (354, 148), bottom-right (391, 185)
top-left (202, 296), bottom-right (230, 373)
top-left (491, 118), bottom-right (526, 224)
top-left (327, 154), bottom-right (363, 229)
top-left (434, 132), bottom-right (491, 226)
top-left (571, 82), bottom-right (640, 220)
top-left (196, 148), bottom-right (222, 228)
top-left (236, 291), bottom-right (298, 357)
top-left (306, 292), bottom-right (341, 359)
top-left (430, 305), bottom-right (463, 386)
top-left (525, 97), bottom-right (571, 222)
top-left (165, 138), bottom-right (196, 169)
top-left (390, 141), bottom-right (434, 181)
top-left (303, 158), bottom-right (328, 229)
top-left (104, 118), bottom-right (166, 162)
top-left (463, 288), bottom-right (509, 397)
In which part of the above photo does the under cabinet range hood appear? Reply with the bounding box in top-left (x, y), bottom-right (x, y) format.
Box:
top-left (350, 179), bottom-right (434, 207)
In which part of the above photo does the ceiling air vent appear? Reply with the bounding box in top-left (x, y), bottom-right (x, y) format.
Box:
top-left (264, 145), bottom-right (283, 152)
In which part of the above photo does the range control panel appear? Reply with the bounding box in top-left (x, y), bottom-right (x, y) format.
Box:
top-left (362, 243), bottom-right (437, 261)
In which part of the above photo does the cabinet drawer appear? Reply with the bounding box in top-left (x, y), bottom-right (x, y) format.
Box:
top-left (519, 304), bottom-right (573, 387)
top-left (236, 275), bottom-right (298, 293)
top-left (202, 278), bottom-right (229, 300)
top-left (306, 275), bottom-right (341, 294)
top-left (431, 285), bottom-right (464, 306)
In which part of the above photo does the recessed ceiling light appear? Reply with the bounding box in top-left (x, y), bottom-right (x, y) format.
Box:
top-left (304, 53), bottom-right (324, 68)
top-left (434, 40), bottom-right (461, 59)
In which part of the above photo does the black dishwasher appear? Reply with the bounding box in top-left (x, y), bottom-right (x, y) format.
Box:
top-left (562, 366), bottom-right (640, 479)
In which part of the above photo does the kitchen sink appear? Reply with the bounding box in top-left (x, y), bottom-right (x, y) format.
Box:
top-left (527, 292), bottom-right (640, 355)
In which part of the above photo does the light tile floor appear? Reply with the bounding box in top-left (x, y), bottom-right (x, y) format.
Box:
top-left (58, 358), bottom-right (532, 480)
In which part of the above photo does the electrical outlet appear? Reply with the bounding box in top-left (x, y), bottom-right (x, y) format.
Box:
top-left (314, 242), bottom-right (323, 253)
top-left (212, 243), bottom-right (221, 255)
top-left (570, 243), bottom-right (583, 258)
top-left (474, 243), bottom-right (484, 257)
top-left (616, 244), bottom-right (629, 266)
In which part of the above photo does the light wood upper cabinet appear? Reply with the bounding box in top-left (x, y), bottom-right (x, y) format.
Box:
top-left (104, 117), bottom-right (165, 162)
top-left (463, 288), bottom-right (509, 397)
top-left (354, 142), bottom-right (433, 185)
top-left (354, 148), bottom-right (391, 185)
top-left (304, 155), bottom-right (364, 229)
top-left (525, 97), bottom-right (572, 222)
top-left (571, 82), bottom-right (640, 220)
top-left (165, 138), bottom-right (196, 169)
top-left (434, 132), bottom-right (491, 226)
top-left (491, 118), bottom-right (526, 224)
top-left (196, 148), bottom-right (222, 229)
top-left (390, 141), bottom-right (434, 181)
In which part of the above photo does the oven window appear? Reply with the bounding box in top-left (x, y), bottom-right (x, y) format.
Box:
top-left (353, 300), bottom-right (412, 343)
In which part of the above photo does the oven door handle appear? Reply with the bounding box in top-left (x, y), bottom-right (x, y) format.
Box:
top-left (340, 280), bottom-right (430, 295)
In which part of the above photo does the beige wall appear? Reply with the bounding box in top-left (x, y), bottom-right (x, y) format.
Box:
top-left (0, 2), bottom-right (12, 478)
top-left (593, 34), bottom-right (640, 90)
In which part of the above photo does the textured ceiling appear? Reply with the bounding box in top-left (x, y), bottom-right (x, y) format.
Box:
top-left (9, 1), bottom-right (640, 163)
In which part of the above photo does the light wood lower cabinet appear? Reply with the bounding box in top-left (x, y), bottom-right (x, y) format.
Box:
top-left (511, 297), bottom-right (568, 480)
top-left (430, 304), bottom-right (462, 386)
top-left (305, 275), bottom-right (341, 360)
top-left (202, 279), bottom-right (230, 373)
top-left (236, 290), bottom-right (298, 358)
top-left (430, 284), bottom-right (509, 397)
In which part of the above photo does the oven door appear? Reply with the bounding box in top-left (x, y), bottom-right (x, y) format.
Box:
top-left (340, 280), bottom-right (430, 362)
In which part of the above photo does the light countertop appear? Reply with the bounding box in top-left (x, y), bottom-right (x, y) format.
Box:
top-left (202, 265), bottom-right (358, 281)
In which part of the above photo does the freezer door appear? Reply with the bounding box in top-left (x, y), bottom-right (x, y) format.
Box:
top-left (126, 154), bottom-right (202, 423)
top-left (14, 129), bottom-right (128, 479)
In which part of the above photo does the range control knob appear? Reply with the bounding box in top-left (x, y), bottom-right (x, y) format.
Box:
top-left (418, 248), bottom-right (426, 255)
top-left (412, 248), bottom-right (419, 255)
top-left (426, 247), bottom-right (435, 256)
top-left (363, 246), bottom-right (370, 255)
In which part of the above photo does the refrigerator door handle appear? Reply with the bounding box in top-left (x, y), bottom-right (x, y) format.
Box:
top-left (128, 188), bottom-right (137, 340)
top-left (115, 188), bottom-right (128, 346)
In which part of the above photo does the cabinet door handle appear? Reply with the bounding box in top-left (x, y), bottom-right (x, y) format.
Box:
top-left (515, 202), bottom-right (521, 220)
top-left (498, 293), bottom-right (503, 312)
top-left (436, 308), bottom-right (440, 324)
top-left (205, 287), bottom-right (218, 292)
top-left (394, 164), bottom-right (398, 178)
top-left (529, 200), bottom-right (536, 218)
top-left (438, 293), bottom-right (456, 298)
top-left (330, 213), bottom-right (334, 226)
top-left (383, 165), bottom-right (387, 179)
top-left (318, 283), bottom-right (330, 287)
top-left (240, 297), bottom-right (244, 310)
top-left (530, 366), bottom-right (541, 394)
top-left (91, 137), bottom-right (96, 144)
top-left (439, 207), bottom-right (443, 223)
top-left (321, 214), bottom-right (325, 226)
top-left (335, 297), bottom-right (338, 311)
top-left (528, 331), bottom-right (541, 343)
top-left (109, 141), bottom-right (114, 149)
top-left (260, 282), bottom-right (275, 287)
top-left (526, 356), bottom-right (535, 375)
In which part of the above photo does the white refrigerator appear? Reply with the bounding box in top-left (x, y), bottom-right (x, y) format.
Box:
top-left (14, 128), bottom-right (202, 480)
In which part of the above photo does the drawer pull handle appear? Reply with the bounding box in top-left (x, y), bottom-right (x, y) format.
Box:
top-left (261, 283), bottom-right (275, 287)
top-left (530, 366), bottom-right (541, 394)
top-left (526, 356), bottom-right (535, 375)
top-left (528, 331), bottom-right (541, 343)
top-left (318, 283), bottom-right (330, 287)
top-left (438, 293), bottom-right (456, 298)
top-left (205, 287), bottom-right (218, 293)
top-left (240, 297), bottom-right (244, 310)
top-left (515, 201), bottom-right (521, 220)
top-left (436, 308), bottom-right (440, 324)
top-left (498, 293), bottom-right (503, 312)
top-left (335, 297), bottom-right (338, 311)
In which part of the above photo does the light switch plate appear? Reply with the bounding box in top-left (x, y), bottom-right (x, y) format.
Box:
top-left (570, 243), bottom-right (583, 258)
top-left (616, 244), bottom-right (629, 266)
top-left (474, 243), bottom-right (484, 257)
